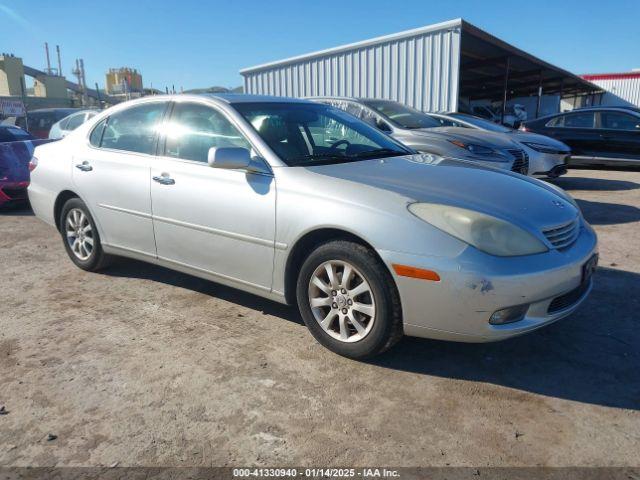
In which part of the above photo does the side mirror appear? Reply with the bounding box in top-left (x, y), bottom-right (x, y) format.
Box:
top-left (376, 119), bottom-right (392, 132)
top-left (207, 147), bottom-right (251, 170)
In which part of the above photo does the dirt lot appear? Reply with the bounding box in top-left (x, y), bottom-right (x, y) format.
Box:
top-left (0, 169), bottom-right (638, 467)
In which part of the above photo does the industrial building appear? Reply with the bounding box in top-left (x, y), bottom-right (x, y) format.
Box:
top-left (580, 71), bottom-right (640, 108)
top-left (106, 67), bottom-right (143, 96)
top-left (0, 51), bottom-right (117, 115)
top-left (240, 18), bottom-right (602, 119)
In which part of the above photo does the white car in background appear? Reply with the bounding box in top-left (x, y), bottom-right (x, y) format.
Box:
top-left (49, 109), bottom-right (100, 140)
top-left (428, 112), bottom-right (570, 178)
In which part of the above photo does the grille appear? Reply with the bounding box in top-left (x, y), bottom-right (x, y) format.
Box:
top-left (542, 217), bottom-right (580, 250)
top-left (548, 280), bottom-right (591, 314)
top-left (508, 149), bottom-right (529, 174)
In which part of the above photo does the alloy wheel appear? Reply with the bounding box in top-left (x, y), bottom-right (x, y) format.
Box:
top-left (308, 260), bottom-right (376, 343)
top-left (65, 208), bottom-right (94, 261)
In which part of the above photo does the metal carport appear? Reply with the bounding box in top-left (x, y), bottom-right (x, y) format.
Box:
top-left (240, 19), bottom-right (602, 118)
top-left (458, 20), bottom-right (602, 119)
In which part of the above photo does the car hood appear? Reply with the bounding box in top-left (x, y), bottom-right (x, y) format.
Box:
top-left (307, 154), bottom-right (578, 230)
top-left (507, 131), bottom-right (571, 151)
top-left (407, 127), bottom-right (520, 149)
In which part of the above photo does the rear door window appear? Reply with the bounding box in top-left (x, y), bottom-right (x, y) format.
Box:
top-left (100, 102), bottom-right (167, 155)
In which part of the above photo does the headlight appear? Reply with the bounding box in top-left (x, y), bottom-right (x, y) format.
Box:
top-left (448, 140), bottom-right (494, 155)
top-left (522, 142), bottom-right (569, 154)
top-left (448, 140), bottom-right (509, 162)
top-left (408, 203), bottom-right (548, 256)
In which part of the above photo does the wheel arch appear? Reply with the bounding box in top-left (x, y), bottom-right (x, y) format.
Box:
top-left (283, 227), bottom-right (394, 305)
top-left (53, 190), bottom-right (81, 231)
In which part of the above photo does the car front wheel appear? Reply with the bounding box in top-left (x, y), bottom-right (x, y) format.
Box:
top-left (296, 240), bottom-right (403, 359)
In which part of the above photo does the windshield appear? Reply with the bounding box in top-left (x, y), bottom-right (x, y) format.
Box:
top-left (449, 113), bottom-right (512, 133)
top-left (363, 100), bottom-right (441, 129)
top-left (234, 102), bottom-right (411, 167)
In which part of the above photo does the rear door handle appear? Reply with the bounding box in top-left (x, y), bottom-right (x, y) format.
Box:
top-left (153, 174), bottom-right (175, 185)
top-left (75, 161), bottom-right (92, 172)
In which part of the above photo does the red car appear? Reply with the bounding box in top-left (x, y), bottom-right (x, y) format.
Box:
top-left (0, 127), bottom-right (53, 208)
top-left (15, 108), bottom-right (78, 139)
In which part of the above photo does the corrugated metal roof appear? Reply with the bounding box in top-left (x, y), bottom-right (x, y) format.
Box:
top-left (583, 76), bottom-right (640, 107)
top-left (241, 20), bottom-right (461, 112)
top-left (240, 19), bottom-right (462, 74)
top-left (582, 72), bottom-right (640, 81)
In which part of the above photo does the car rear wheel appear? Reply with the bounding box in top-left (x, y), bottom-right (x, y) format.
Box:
top-left (296, 240), bottom-right (403, 359)
top-left (60, 198), bottom-right (111, 271)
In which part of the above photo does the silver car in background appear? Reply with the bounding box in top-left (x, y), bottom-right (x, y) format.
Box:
top-left (429, 112), bottom-right (570, 178)
top-left (29, 94), bottom-right (597, 359)
top-left (48, 109), bottom-right (99, 140)
top-left (312, 97), bottom-right (531, 175)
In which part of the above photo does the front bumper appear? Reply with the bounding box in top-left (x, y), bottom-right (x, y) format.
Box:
top-left (530, 152), bottom-right (569, 177)
top-left (379, 222), bottom-right (598, 342)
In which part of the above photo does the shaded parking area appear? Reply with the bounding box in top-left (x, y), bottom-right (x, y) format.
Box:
top-left (0, 169), bottom-right (638, 467)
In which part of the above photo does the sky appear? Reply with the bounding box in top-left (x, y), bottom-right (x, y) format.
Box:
top-left (1, 0), bottom-right (639, 92)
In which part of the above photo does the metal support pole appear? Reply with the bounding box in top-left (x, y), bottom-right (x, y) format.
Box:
top-left (95, 82), bottom-right (102, 108)
top-left (501, 57), bottom-right (510, 125)
top-left (535, 71), bottom-right (543, 118)
top-left (20, 76), bottom-right (29, 132)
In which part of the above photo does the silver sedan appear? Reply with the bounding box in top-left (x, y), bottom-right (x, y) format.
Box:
top-left (312, 97), bottom-right (531, 175)
top-left (28, 94), bottom-right (598, 359)
top-left (428, 112), bottom-right (571, 178)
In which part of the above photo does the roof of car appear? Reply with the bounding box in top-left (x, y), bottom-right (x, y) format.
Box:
top-left (27, 108), bottom-right (79, 113)
top-left (309, 96), bottom-right (392, 103)
top-left (201, 93), bottom-right (312, 104)
top-left (570, 106), bottom-right (640, 114)
top-left (524, 105), bottom-right (640, 123)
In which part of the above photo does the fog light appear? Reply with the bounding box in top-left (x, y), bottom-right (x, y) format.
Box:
top-left (489, 304), bottom-right (529, 325)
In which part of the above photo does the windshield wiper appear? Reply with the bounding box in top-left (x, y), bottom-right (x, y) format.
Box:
top-left (290, 153), bottom-right (351, 166)
top-left (347, 148), bottom-right (408, 159)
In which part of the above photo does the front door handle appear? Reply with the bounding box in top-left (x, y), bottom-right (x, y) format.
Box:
top-left (153, 174), bottom-right (175, 185)
top-left (75, 161), bottom-right (92, 172)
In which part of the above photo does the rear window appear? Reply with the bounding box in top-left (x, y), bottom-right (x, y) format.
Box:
top-left (546, 112), bottom-right (595, 128)
top-left (66, 113), bottom-right (87, 130)
top-left (29, 112), bottom-right (59, 131)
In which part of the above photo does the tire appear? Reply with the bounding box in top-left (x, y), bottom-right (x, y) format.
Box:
top-left (296, 240), bottom-right (403, 359)
top-left (59, 197), bottom-right (111, 272)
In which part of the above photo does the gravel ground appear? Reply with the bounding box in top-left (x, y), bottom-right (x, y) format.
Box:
top-left (0, 169), bottom-right (638, 467)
